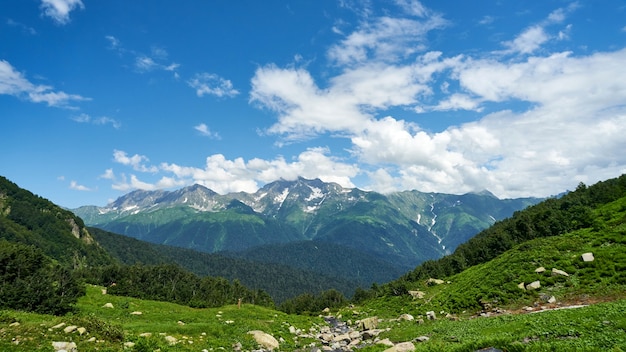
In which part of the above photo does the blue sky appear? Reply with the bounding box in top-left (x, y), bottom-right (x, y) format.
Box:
top-left (1, 0), bottom-right (626, 208)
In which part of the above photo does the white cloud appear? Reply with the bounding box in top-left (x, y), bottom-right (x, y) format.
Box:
top-left (188, 73), bottom-right (239, 98)
top-left (112, 150), bottom-right (158, 173)
top-left (394, 0), bottom-right (429, 17)
top-left (431, 93), bottom-right (482, 112)
top-left (194, 123), bottom-right (221, 139)
top-left (0, 59), bottom-right (89, 107)
top-left (499, 3), bottom-right (579, 55)
top-left (135, 56), bottom-right (158, 72)
top-left (107, 146), bottom-right (360, 194)
top-left (502, 25), bottom-right (549, 54)
top-left (105, 35), bottom-right (121, 49)
top-left (246, 1), bottom-right (626, 199)
top-left (71, 113), bottom-right (121, 129)
top-left (327, 12), bottom-right (448, 65)
top-left (100, 169), bottom-right (115, 180)
top-left (69, 180), bottom-right (91, 191)
top-left (40, 0), bottom-right (84, 25)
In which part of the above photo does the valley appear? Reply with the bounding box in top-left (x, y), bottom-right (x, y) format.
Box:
top-left (1, 174), bottom-right (626, 350)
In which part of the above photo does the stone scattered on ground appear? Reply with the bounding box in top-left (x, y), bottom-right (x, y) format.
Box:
top-left (357, 316), bottom-right (378, 331)
top-left (552, 268), bottom-right (569, 277)
top-left (51, 322), bottom-right (66, 330)
top-left (102, 302), bottom-right (114, 308)
top-left (398, 313), bottom-right (414, 321)
top-left (52, 341), bottom-right (77, 352)
top-left (165, 335), bottom-right (178, 345)
top-left (582, 252), bottom-right (595, 262)
top-left (526, 280), bottom-right (541, 290)
top-left (248, 330), bottom-right (280, 350)
top-left (63, 325), bottom-right (77, 334)
top-left (535, 266), bottom-right (546, 273)
top-left (408, 290), bottom-right (425, 299)
top-left (384, 341), bottom-right (415, 352)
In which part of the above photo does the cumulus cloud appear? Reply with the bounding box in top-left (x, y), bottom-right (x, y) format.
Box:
top-left (40, 0), bottom-right (84, 25)
top-left (246, 1), bottom-right (626, 199)
top-left (109, 148), bottom-right (358, 194)
top-left (112, 150), bottom-right (158, 173)
top-left (187, 73), bottom-right (239, 98)
top-left (0, 59), bottom-right (89, 107)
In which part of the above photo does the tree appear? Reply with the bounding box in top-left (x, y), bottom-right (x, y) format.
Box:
top-left (0, 240), bottom-right (85, 315)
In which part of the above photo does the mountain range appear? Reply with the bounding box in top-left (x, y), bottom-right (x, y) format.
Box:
top-left (73, 177), bottom-right (540, 280)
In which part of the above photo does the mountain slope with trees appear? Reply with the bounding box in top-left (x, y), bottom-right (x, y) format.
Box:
top-left (73, 177), bottom-right (540, 272)
top-left (349, 174), bottom-right (626, 315)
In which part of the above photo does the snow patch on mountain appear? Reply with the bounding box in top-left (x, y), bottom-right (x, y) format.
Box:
top-left (305, 186), bottom-right (324, 201)
top-left (274, 188), bottom-right (289, 206)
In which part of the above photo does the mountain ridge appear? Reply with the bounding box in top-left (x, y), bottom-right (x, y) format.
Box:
top-left (73, 178), bottom-right (541, 277)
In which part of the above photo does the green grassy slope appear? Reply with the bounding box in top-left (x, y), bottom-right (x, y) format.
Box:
top-left (0, 285), bottom-right (324, 351)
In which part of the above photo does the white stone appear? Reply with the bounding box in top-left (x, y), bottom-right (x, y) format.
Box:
top-left (582, 252), bottom-right (595, 262)
top-left (384, 341), bottom-right (416, 352)
top-left (398, 313), bottom-right (414, 321)
top-left (77, 327), bottom-right (87, 335)
top-left (535, 267), bottom-right (546, 273)
top-left (526, 280), bottom-right (541, 290)
top-left (63, 325), bottom-right (78, 333)
top-left (130, 311), bottom-right (142, 315)
top-left (552, 268), bottom-right (569, 277)
top-left (408, 290), bottom-right (425, 299)
top-left (248, 330), bottom-right (279, 350)
top-left (102, 302), bottom-right (114, 308)
top-left (165, 336), bottom-right (178, 345)
top-left (52, 341), bottom-right (77, 352)
top-left (377, 338), bottom-right (395, 347)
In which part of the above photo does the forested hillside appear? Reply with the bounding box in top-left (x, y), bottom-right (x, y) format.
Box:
top-left (0, 176), bottom-right (113, 268)
top-left (89, 227), bottom-right (361, 303)
top-left (378, 174), bottom-right (626, 296)
top-left (0, 176), bottom-right (273, 312)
